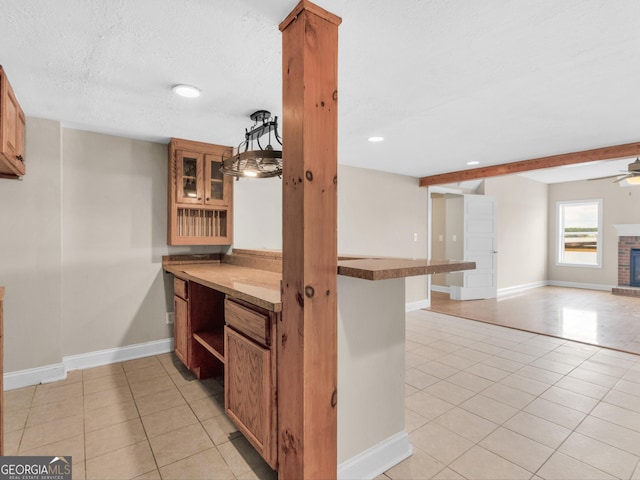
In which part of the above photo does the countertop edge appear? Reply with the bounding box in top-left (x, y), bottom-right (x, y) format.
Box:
top-left (337, 259), bottom-right (476, 281)
top-left (163, 254), bottom-right (476, 310)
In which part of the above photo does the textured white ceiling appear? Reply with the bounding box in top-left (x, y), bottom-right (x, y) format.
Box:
top-left (2, 0), bottom-right (640, 182)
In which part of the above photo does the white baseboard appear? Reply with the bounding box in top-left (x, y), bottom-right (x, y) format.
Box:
top-left (4, 363), bottom-right (66, 391)
top-left (430, 285), bottom-right (450, 294)
top-left (406, 299), bottom-right (430, 312)
top-left (498, 281), bottom-right (548, 297)
top-left (547, 280), bottom-right (613, 292)
top-left (338, 431), bottom-right (413, 480)
top-left (64, 338), bottom-right (174, 371)
top-left (4, 338), bottom-right (174, 391)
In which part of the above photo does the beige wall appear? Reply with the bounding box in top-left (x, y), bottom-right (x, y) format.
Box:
top-left (430, 195), bottom-right (446, 286)
top-left (234, 164), bottom-right (430, 304)
top-left (547, 178), bottom-right (640, 287)
top-left (9, 119), bottom-right (635, 376)
top-left (0, 118), bottom-right (63, 372)
top-left (444, 195), bottom-right (464, 287)
top-left (0, 118), bottom-right (224, 373)
top-left (61, 129), bottom-right (173, 356)
top-left (2, 116), bottom-right (439, 376)
top-left (484, 175), bottom-right (548, 290)
top-left (1, 119), bottom-right (430, 374)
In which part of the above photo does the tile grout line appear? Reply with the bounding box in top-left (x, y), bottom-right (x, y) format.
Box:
top-left (404, 314), bottom-right (640, 480)
top-left (124, 360), bottom-right (162, 480)
top-left (527, 346), bottom-right (617, 479)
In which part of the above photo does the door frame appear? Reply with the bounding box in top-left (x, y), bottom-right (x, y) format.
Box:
top-left (426, 185), bottom-right (466, 305)
top-left (427, 186), bottom-right (498, 301)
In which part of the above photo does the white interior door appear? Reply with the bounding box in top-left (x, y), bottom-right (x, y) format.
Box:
top-left (450, 194), bottom-right (497, 300)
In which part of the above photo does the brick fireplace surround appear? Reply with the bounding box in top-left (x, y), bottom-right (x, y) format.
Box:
top-left (614, 228), bottom-right (640, 297)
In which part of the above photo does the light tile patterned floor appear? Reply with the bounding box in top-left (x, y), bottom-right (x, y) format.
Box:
top-left (4, 355), bottom-right (276, 480)
top-left (384, 310), bottom-right (640, 480)
top-left (5, 309), bottom-right (640, 479)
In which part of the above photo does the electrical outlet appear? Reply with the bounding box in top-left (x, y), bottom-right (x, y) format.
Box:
top-left (413, 232), bottom-right (418, 242)
top-left (166, 312), bottom-right (175, 325)
top-left (452, 234), bottom-right (457, 242)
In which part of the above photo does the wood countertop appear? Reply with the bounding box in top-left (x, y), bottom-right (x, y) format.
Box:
top-left (164, 262), bottom-right (282, 312)
top-left (163, 252), bottom-right (475, 311)
top-left (337, 258), bottom-right (476, 281)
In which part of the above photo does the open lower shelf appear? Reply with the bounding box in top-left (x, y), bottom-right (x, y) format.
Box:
top-left (193, 330), bottom-right (225, 364)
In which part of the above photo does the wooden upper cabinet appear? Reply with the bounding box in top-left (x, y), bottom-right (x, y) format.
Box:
top-left (176, 151), bottom-right (204, 205)
top-left (175, 150), bottom-right (231, 207)
top-left (204, 154), bottom-right (229, 206)
top-left (0, 65), bottom-right (26, 179)
top-left (168, 138), bottom-right (233, 245)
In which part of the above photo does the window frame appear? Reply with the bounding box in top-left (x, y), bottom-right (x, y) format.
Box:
top-left (555, 199), bottom-right (603, 268)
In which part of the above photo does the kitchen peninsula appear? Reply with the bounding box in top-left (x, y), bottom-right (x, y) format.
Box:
top-left (163, 249), bottom-right (474, 479)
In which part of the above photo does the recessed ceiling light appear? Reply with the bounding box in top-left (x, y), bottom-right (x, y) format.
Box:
top-left (172, 84), bottom-right (201, 98)
top-left (466, 161), bottom-right (480, 166)
top-left (368, 136), bottom-right (384, 143)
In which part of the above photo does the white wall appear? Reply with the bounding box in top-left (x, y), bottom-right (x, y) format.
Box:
top-left (547, 178), bottom-right (640, 287)
top-left (232, 176), bottom-right (282, 250)
top-left (233, 164), bottom-right (430, 304)
top-left (0, 118), bottom-right (225, 374)
top-left (484, 175), bottom-right (548, 290)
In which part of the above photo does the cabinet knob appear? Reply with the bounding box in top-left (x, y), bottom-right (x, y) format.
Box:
top-left (206, 197), bottom-right (210, 201)
top-left (16, 155), bottom-right (24, 162)
top-left (197, 197), bottom-right (202, 201)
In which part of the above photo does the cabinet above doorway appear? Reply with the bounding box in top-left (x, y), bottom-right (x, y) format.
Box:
top-left (168, 138), bottom-right (234, 245)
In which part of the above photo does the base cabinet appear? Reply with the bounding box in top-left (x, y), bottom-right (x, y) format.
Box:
top-left (224, 297), bottom-right (278, 469)
top-left (173, 295), bottom-right (189, 365)
top-left (225, 326), bottom-right (276, 468)
top-left (170, 276), bottom-right (278, 469)
top-left (172, 276), bottom-right (225, 379)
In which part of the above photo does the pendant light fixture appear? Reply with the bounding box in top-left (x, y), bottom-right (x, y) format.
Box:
top-left (221, 110), bottom-right (283, 178)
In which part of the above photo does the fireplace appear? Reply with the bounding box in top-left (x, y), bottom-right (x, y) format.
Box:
top-left (613, 225), bottom-right (640, 296)
top-left (617, 235), bottom-right (640, 287)
top-left (632, 249), bottom-right (640, 287)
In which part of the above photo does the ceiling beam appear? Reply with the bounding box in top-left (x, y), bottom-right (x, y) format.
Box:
top-left (419, 141), bottom-right (640, 187)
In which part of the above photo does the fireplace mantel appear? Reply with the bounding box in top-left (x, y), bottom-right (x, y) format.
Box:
top-left (613, 224), bottom-right (640, 236)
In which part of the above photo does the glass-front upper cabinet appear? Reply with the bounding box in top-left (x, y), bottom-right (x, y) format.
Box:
top-left (204, 154), bottom-right (229, 206)
top-left (168, 138), bottom-right (234, 245)
top-left (176, 151), bottom-right (204, 204)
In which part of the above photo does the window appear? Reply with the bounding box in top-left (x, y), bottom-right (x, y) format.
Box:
top-left (556, 199), bottom-right (602, 267)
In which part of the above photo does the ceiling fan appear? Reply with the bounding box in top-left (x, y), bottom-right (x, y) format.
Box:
top-left (589, 158), bottom-right (640, 183)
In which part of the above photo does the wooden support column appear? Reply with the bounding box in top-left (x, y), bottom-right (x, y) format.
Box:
top-left (279, 2), bottom-right (341, 479)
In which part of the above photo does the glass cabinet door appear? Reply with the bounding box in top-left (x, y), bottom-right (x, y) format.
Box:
top-left (204, 154), bottom-right (228, 206)
top-left (176, 151), bottom-right (203, 204)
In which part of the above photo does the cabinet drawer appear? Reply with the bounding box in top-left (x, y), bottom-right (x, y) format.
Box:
top-left (225, 298), bottom-right (270, 346)
top-left (174, 277), bottom-right (188, 300)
